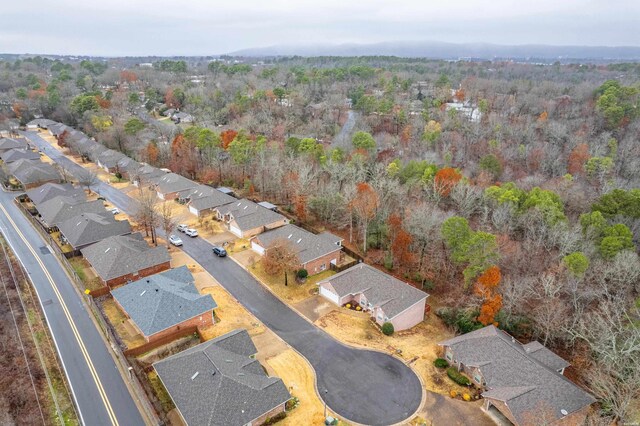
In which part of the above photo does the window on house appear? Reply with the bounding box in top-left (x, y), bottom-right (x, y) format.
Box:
top-left (446, 353), bottom-right (452, 361)
top-left (474, 374), bottom-right (482, 384)
top-left (320, 264), bottom-right (326, 271)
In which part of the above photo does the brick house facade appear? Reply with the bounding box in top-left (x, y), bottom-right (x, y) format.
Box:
top-left (100, 261), bottom-right (171, 288)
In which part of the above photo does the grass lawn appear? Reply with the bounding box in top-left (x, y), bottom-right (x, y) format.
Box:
top-left (147, 371), bottom-right (175, 414)
top-left (248, 262), bottom-right (334, 304)
top-left (226, 238), bottom-right (249, 254)
top-left (199, 286), bottom-right (267, 340)
top-left (67, 257), bottom-right (103, 291)
top-left (315, 309), bottom-right (470, 396)
top-left (101, 298), bottom-right (146, 349)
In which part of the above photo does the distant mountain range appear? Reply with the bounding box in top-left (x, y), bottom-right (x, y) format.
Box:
top-left (228, 41), bottom-right (640, 61)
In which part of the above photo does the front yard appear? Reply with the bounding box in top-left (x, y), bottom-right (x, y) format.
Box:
top-left (247, 260), bottom-right (335, 304)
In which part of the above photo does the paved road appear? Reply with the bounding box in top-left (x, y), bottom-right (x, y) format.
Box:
top-left (24, 131), bottom-right (423, 425)
top-left (0, 190), bottom-right (145, 426)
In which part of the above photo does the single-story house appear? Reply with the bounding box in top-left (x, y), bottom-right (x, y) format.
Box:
top-left (0, 137), bottom-right (28, 153)
top-left (162, 108), bottom-right (176, 117)
top-left (318, 263), bottom-right (428, 331)
top-left (97, 149), bottom-right (127, 173)
top-left (155, 173), bottom-right (198, 200)
top-left (8, 159), bottom-right (61, 189)
top-left (0, 148), bottom-right (41, 164)
top-left (214, 199), bottom-right (289, 238)
top-left (86, 143), bottom-right (108, 163)
top-left (26, 118), bottom-right (56, 130)
top-left (132, 164), bottom-right (166, 187)
top-left (111, 266), bottom-right (216, 343)
top-left (58, 212), bottom-right (132, 251)
top-left (115, 156), bottom-right (140, 179)
top-left (37, 196), bottom-right (105, 229)
top-left (81, 233), bottom-right (170, 288)
top-left (171, 111), bottom-right (194, 123)
top-left (26, 183), bottom-right (85, 205)
top-left (250, 224), bottom-right (343, 274)
top-left (153, 329), bottom-right (291, 426)
top-left (47, 123), bottom-right (69, 137)
top-left (439, 326), bottom-right (595, 426)
top-left (180, 185), bottom-right (236, 217)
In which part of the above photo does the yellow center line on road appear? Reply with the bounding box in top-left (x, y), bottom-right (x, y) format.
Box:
top-left (0, 202), bottom-right (119, 426)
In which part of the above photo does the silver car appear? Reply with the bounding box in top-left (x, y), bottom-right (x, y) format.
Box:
top-left (169, 235), bottom-right (183, 246)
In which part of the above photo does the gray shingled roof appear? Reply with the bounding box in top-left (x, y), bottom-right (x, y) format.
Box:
top-left (111, 266), bottom-right (216, 337)
top-left (186, 187), bottom-right (236, 213)
top-left (0, 148), bottom-right (41, 163)
top-left (154, 329), bottom-right (290, 426)
top-left (522, 341), bottom-right (571, 372)
top-left (9, 160), bottom-right (61, 186)
top-left (81, 233), bottom-right (170, 282)
top-left (134, 163), bottom-right (166, 184)
top-left (97, 149), bottom-right (127, 169)
top-left (26, 183), bottom-right (84, 205)
top-left (27, 118), bottom-right (56, 128)
top-left (116, 156), bottom-right (140, 174)
top-left (87, 143), bottom-right (108, 161)
top-left (318, 263), bottom-right (428, 319)
top-left (58, 212), bottom-right (131, 249)
top-left (0, 137), bottom-right (28, 151)
top-left (38, 196), bottom-right (104, 227)
top-left (47, 123), bottom-right (68, 136)
top-left (215, 199), bottom-right (286, 232)
top-left (439, 326), bottom-right (595, 424)
top-left (252, 224), bottom-right (342, 264)
top-left (156, 173), bottom-right (197, 195)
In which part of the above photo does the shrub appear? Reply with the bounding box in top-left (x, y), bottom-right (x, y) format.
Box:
top-left (355, 306), bottom-right (362, 311)
top-left (345, 303), bottom-right (351, 309)
top-left (296, 269), bottom-right (308, 279)
top-left (449, 390), bottom-right (457, 398)
top-left (382, 322), bottom-right (394, 336)
top-left (463, 393), bottom-right (472, 401)
top-left (434, 358), bottom-right (449, 369)
top-left (447, 367), bottom-right (471, 386)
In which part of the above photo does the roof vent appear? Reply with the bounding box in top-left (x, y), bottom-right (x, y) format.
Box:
top-left (105, 247), bottom-right (111, 253)
top-left (287, 234), bottom-right (293, 239)
top-left (225, 359), bottom-right (233, 363)
top-left (211, 371), bottom-right (216, 376)
top-left (155, 288), bottom-right (159, 292)
top-left (560, 409), bottom-right (568, 416)
top-left (296, 238), bottom-right (302, 244)
top-left (237, 373), bottom-right (245, 376)
top-left (140, 290), bottom-right (146, 296)
top-left (191, 372), bottom-right (199, 380)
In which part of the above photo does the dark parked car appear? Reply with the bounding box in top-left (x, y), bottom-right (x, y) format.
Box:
top-left (212, 246), bottom-right (227, 257)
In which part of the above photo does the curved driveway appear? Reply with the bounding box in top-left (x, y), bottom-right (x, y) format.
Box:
top-left (23, 131), bottom-right (423, 425)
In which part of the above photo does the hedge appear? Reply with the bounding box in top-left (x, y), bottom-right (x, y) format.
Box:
top-left (447, 367), bottom-right (471, 386)
top-left (434, 358), bottom-right (449, 369)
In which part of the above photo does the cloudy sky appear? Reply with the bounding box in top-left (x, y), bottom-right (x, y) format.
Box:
top-left (2, 0), bottom-right (638, 56)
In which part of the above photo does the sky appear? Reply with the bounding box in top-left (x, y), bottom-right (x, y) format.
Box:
top-left (2, 0), bottom-right (639, 56)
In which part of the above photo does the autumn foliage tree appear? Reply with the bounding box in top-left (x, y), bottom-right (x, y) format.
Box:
top-left (475, 265), bottom-right (503, 326)
top-left (262, 239), bottom-right (300, 286)
top-left (349, 182), bottom-right (379, 253)
top-left (387, 214), bottom-right (414, 268)
top-left (434, 167), bottom-right (462, 196)
top-left (567, 143), bottom-right (590, 176)
top-left (170, 134), bottom-right (197, 178)
top-left (142, 142), bottom-right (160, 166)
top-left (220, 130), bottom-right (238, 150)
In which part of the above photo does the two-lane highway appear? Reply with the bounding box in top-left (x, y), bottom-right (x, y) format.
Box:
top-left (0, 190), bottom-right (145, 426)
top-left (23, 130), bottom-right (423, 425)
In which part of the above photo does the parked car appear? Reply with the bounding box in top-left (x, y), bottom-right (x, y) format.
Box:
top-left (212, 246), bottom-right (227, 257)
top-left (177, 224), bottom-right (188, 232)
top-left (185, 228), bottom-right (198, 237)
top-left (110, 207), bottom-right (120, 215)
top-left (169, 235), bottom-right (183, 246)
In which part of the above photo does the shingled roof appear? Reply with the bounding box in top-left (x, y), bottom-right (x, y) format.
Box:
top-left (318, 263), bottom-right (428, 319)
top-left (216, 199), bottom-right (286, 232)
top-left (27, 118), bottom-right (56, 128)
top-left (37, 196), bottom-right (105, 227)
top-left (155, 173), bottom-right (197, 195)
top-left (439, 326), bottom-right (595, 425)
top-left (81, 233), bottom-right (170, 282)
top-left (0, 148), bottom-right (41, 163)
top-left (252, 224), bottom-right (342, 264)
top-left (111, 266), bottom-right (216, 337)
top-left (58, 212), bottom-right (131, 249)
top-left (26, 183), bottom-right (84, 205)
top-left (9, 160), bottom-right (61, 186)
top-left (185, 186), bottom-right (236, 212)
top-left (154, 329), bottom-right (290, 426)
top-left (0, 137), bottom-right (28, 152)
top-left (97, 149), bottom-right (127, 169)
